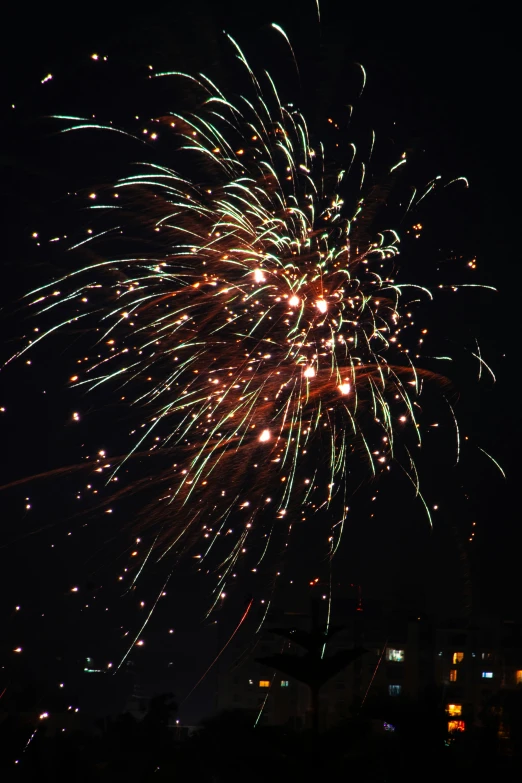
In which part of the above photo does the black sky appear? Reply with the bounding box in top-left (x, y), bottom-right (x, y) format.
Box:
top-left (0, 1), bottom-right (519, 722)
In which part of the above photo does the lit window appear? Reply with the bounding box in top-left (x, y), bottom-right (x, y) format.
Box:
top-left (389, 684), bottom-right (402, 696)
top-left (386, 649), bottom-right (405, 662)
top-left (448, 720), bottom-right (465, 733)
top-left (498, 721), bottom-right (510, 739)
top-left (482, 652), bottom-right (493, 661)
top-left (449, 669), bottom-right (457, 682)
top-left (446, 704), bottom-right (462, 716)
top-left (516, 670), bottom-right (522, 685)
top-left (482, 672), bottom-right (493, 679)
top-left (259, 680), bottom-right (270, 688)
top-left (452, 652), bottom-right (464, 664)
top-left (281, 680), bottom-right (289, 687)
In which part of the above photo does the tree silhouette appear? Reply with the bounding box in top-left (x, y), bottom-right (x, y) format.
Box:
top-left (256, 602), bottom-right (366, 732)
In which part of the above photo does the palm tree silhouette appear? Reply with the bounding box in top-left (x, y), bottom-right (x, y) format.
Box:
top-left (257, 599), bottom-right (366, 731)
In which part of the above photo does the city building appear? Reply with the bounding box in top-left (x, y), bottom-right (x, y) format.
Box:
top-left (216, 601), bottom-right (522, 735)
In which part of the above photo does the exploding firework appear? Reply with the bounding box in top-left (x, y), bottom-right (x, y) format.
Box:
top-left (7, 30), bottom-right (495, 622)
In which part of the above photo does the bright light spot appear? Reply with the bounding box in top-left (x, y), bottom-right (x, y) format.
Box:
top-left (289, 295), bottom-right (300, 307)
top-left (39, 712), bottom-right (49, 720)
top-left (259, 429), bottom-right (271, 442)
top-left (13, 647), bottom-right (22, 653)
top-left (253, 269), bottom-right (265, 283)
top-left (316, 299), bottom-right (327, 314)
top-left (136, 640), bottom-right (145, 646)
top-left (304, 366), bottom-right (315, 378)
top-left (338, 383), bottom-right (351, 395)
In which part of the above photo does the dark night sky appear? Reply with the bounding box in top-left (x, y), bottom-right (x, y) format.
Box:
top-left (0, 2), bottom-right (519, 723)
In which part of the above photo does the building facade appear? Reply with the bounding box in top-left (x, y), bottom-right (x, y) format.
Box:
top-left (216, 604), bottom-right (522, 734)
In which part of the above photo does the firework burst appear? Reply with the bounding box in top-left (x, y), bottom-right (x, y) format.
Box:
top-left (8, 31), bottom-right (490, 618)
